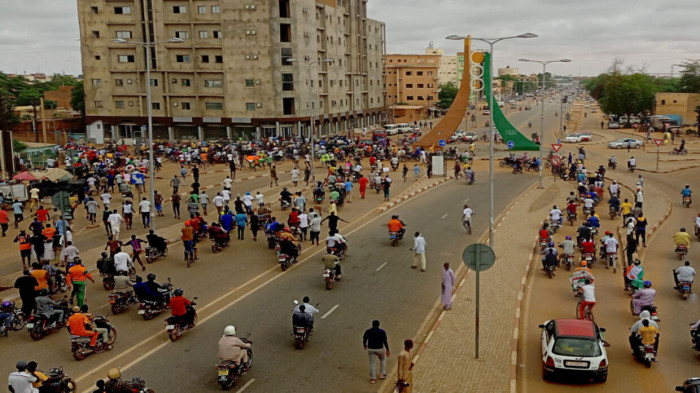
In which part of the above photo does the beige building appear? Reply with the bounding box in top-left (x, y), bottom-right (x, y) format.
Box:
top-left (77, 0), bottom-right (386, 143)
top-left (654, 92), bottom-right (700, 125)
top-left (497, 66), bottom-right (519, 77)
top-left (425, 48), bottom-right (458, 86)
top-left (386, 54), bottom-right (439, 112)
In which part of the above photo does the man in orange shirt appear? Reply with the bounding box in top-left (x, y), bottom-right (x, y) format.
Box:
top-left (66, 259), bottom-right (94, 307)
top-left (0, 208), bottom-right (8, 237)
top-left (67, 304), bottom-right (106, 347)
top-left (14, 230), bottom-right (32, 269)
top-left (30, 263), bottom-right (50, 295)
top-left (387, 215), bottom-right (405, 239)
top-left (168, 288), bottom-right (195, 327)
top-left (181, 221), bottom-right (195, 261)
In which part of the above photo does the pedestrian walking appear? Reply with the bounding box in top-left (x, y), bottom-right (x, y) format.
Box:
top-left (213, 192), bottom-right (224, 217)
top-left (291, 166), bottom-right (300, 187)
top-left (358, 175), bottom-right (368, 199)
top-left (85, 197), bottom-right (99, 224)
top-left (625, 236), bottom-right (638, 266)
top-left (603, 232), bottom-right (619, 273)
top-left (170, 175), bottom-right (180, 194)
top-left (229, 160), bottom-right (237, 179)
top-left (427, 162), bottom-right (433, 179)
top-left (363, 320), bottom-right (389, 384)
top-left (235, 212), bottom-right (248, 240)
top-left (154, 191), bottom-right (164, 217)
top-left (200, 191), bottom-right (210, 215)
top-left (397, 339), bottom-right (414, 393)
top-left (411, 232), bottom-right (427, 271)
top-left (382, 176), bottom-right (392, 202)
top-left (298, 210), bottom-right (308, 241)
top-left (270, 165), bottom-right (279, 187)
top-left (309, 208), bottom-right (322, 246)
top-left (14, 230), bottom-right (32, 269)
top-left (304, 167), bottom-right (311, 186)
top-left (192, 165), bottom-right (200, 184)
top-left (172, 193), bottom-right (181, 219)
top-left (635, 213), bottom-right (648, 247)
top-left (66, 258), bottom-right (94, 307)
top-left (125, 235), bottom-right (147, 271)
top-left (0, 208), bottom-right (8, 236)
top-left (108, 209), bottom-right (124, 240)
top-left (344, 179), bottom-right (353, 203)
top-left (321, 211), bottom-right (348, 234)
top-left (102, 208), bottom-right (112, 236)
top-left (138, 198), bottom-right (151, 228)
top-left (441, 262), bottom-right (456, 309)
top-left (249, 214), bottom-right (260, 241)
top-left (14, 270), bottom-right (38, 315)
top-left (12, 199), bottom-right (24, 229)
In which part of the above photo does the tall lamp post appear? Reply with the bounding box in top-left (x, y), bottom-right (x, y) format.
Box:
top-left (447, 33), bottom-right (537, 249)
top-left (518, 58), bottom-right (571, 189)
top-left (288, 58), bottom-right (333, 182)
top-left (113, 37), bottom-right (183, 231)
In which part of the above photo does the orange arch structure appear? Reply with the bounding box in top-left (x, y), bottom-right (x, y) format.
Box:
top-left (415, 38), bottom-right (471, 148)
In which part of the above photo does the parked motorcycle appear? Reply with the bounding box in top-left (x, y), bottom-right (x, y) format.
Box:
top-left (145, 246), bottom-right (168, 264)
top-left (676, 244), bottom-right (689, 260)
top-left (216, 335), bottom-right (253, 390)
top-left (165, 298), bottom-right (197, 342)
top-left (70, 315), bottom-right (117, 360)
top-left (26, 300), bottom-right (70, 341)
top-left (108, 290), bottom-right (139, 314)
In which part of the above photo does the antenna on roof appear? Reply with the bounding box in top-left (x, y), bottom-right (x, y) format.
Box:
top-left (428, 41), bottom-right (434, 49)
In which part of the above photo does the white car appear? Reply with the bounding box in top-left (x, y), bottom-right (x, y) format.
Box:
top-left (608, 121), bottom-right (620, 129)
top-left (540, 319), bottom-right (609, 383)
top-left (450, 131), bottom-right (466, 142)
top-left (608, 138), bottom-right (643, 149)
top-left (564, 133), bottom-right (582, 143)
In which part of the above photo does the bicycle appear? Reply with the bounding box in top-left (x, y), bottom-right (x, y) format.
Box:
top-left (184, 241), bottom-right (196, 268)
top-left (462, 218), bottom-right (471, 235)
top-left (576, 300), bottom-right (594, 322)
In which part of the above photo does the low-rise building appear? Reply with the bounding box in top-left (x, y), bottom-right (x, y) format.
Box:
top-left (654, 92), bottom-right (700, 125)
top-left (386, 54), bottom-right (439, 111)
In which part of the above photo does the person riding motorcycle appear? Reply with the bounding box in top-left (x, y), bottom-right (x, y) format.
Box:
top-left (559, 235), bottom-right (576, 264)
top-left (104, 368), bottom-right (136, 393)
top-left (325, 230), bottom-right (347, 255)
top-left (608, 194), bottom-right (621, 215)
top-left (168, 288), bottom-right (195, 327)
top-left (632, 280), bottom-right (656, 315)
top-left (292, 304), bottom-right (314, 335)
top-left (279, 187), bottom-right (292, 206)
top-left (609, 154), bottom-right (617, 166)
top-left (67, 304), bottom-right (107, 348)
top-left (313, 182), bottom-right (325, 201)
top-left (625, 259), bottom-right (644, 291)
top-left (278, 228), bottom-right (299, 261)
top-left (208, 222), bottom-right (230, 248)
top-left (464, 166), bottom-right (475, 182)
top-left (674, 227), bottom-right (691, 252)
top-left (629, 310), bottom-right (659, 354)
top-left (539, 223), bottom-right (552, 243)
top-left (264, 217), bottom-right (280, 235)
top-left (322, 252), bottom-right (342, 279)
top-left (586, 210), bottom-right (600, 228)
top-left (550, 205), bottom-right (563, 226)
top-left (256, 202), bottom-right (272, 220)
top-left (580, 236), bottom-right (596, 258)
top-left (218, 325), bottom-right (251, 369)
top-left (34, 295), bottom-right (65, 328)
top-left (146, 229), bottom-right (167, 255)
top-left (674, 260), bottom-right (696, 290)
top-left (388, 215), bottom-right (406, 239)
top-left (682, 184), bottom-right (693, 201)
top-left (542, 247), bottom-right (558, 274)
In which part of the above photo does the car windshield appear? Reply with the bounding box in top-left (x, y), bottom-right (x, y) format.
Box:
top-left (553, 337), bottom-right (601, 357)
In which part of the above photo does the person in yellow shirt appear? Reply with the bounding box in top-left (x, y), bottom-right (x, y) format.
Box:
top-left (26, 361), bottom-right (49, 390)
top-left (638, 319), bottom-right (658, 352)
top-left (620, 198), bottom-right (633, 220)
top-left (674, 228), bottom-right (691, 250)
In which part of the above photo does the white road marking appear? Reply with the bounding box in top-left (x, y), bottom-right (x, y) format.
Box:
top-left (236, 378), bottom-right (256, 393)
top-left (321, 304), bottom-right (340, 319)
top-left (441, 213), bottom-right (448, 219)
top-left (376, 262), bottom-right (388, 271)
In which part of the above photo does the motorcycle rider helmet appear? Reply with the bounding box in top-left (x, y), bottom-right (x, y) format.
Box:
top-left (147, 273), bottom-right (156, 281)
top-left (681, 227), bottom-right (686, 232)
top-left (643, 280), bottom-right (652, 288)
top-left (1, 301), bottom-right (11, 308)
top-left (101, 252), bottom-right (107, 258)
top-left (580, 260), bottom-right (587, 267)
top-left (174, 288), bottom-right (184, 296)
top-left (283, 227), bottom-right (291, 233)
top-left (16, 360), bottom-right (28, 371)
top-left (107, 368), bottom-right (121, 380)
top-left (185, 221), bottom-right (191, 227)
top-left (73, 257), bottom-right (82, 265)
top-left (223, 325), bottom-right (236, 336)
top-left (259, 202), bottom-right (265, 206)
top-left (565, 235), bottom-right (572, 240)
top-left (548, 242), bottom-right (554, 247)
top-left (71, 306), bottom-right (80, 313)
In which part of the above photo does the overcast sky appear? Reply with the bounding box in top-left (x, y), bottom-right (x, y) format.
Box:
top-left (0, 0), bottom-right (698, 77)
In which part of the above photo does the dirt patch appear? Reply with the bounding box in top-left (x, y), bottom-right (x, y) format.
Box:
top-left (528, 183), bottom-right (560, 213)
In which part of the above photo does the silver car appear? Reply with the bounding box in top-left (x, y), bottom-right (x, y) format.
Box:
top-left (608, 138), bottom-right (643, 149)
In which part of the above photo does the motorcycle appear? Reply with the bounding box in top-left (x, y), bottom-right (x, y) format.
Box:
top-left (1, 301), bottom-right (27, 335)
top-left (102, 266), bottom-right (136, 291)
top-left (137, 280), bottom-right (174, 320)
top-left (108, 290), bottom-right (139, 314)
top-left (390, 231), bottom-right (404, 246)
top-left (691, 328), bottom-right (700, 353)
top-left (633, 342), bottom-right (657, 368)
top-left (498, 155), bottom-right (518, 168)
top-left (539, 237), bottom-right (548, 250)
top-left (676, 244), bottom-right (689, 260)
top-left (608, 159), bottom-right (617, 170)
top-left (609, 206), bottom-right (619, 219)
top-left (280, 198), bottom-right (291, 211)
top-left (216, 335), bottom-right (253, 390)
top-left (628, 163), bottom-right (636, 173)
top-left (373, 181), bottom-right (382, 194)
top-left (26, 300), bottom-right (70, 341)
top-left (466, 172), bottom-right (475, 185)
top-left (211, 236), bottom-right (230, 253)
top-left (582, 252), bottom-right (595, 267)
top-left (165, 298), bottom-right (197, 342)
top-left (630, 302), bottom-right (660, 321)
top-left (563, 254), bottom-right (575, 271)
top-left (34, 366), bottom-right (76, 393)
top-left (266, 233), bottom-right (278, 249)
top-left (70, 315), bottom-right (117, 360)
top-left (50, 269), bottom-right (68, 294)
top-left (671, 147), bottom-right (688, 156)
top-left (323, 262), bottom-right (341, 290)
top-left (550, 219), bottom-right (561, 234)
top-left (544, 261), bottom-right (556, 279)
top-left (567, 211), bottom-right (577, 226)
top-left (677, 281), bottom-right (693, 300)
top-left (275, 245), bottom-right (297, 272)
top-left (145, 245), bottom-right (168, 263)
top-left (95, 377), bottom-right (154, 393)
top-left (683, 196), bottom-right (692, 208)
top-left (327, 245), bottom-right (347, 260)
top-left (293, 325), bottom-right (311, 350)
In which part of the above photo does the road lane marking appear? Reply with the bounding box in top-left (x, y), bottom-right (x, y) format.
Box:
top-left (236, 378), bottom-right (256, 393)
top-left (376, 262), bottom-right (388, 271)
top-left (441, 213), bottom-right (448, 219)
top-left (321, 304), bottom-right (339, 319)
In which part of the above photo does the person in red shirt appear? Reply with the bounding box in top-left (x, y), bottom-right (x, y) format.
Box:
top-left (539, 223), bottom-right (551, 242)
top-left (36, 206), bottom-right (49, 223)
top-left (288, 208), bottom-right (300, 228)
top-left (581, 238), bottom-right (596, 255)
top-left (168, 288), bottom-right (195, 326)
top-left (358, 175), bottom-right (369, 199)
top-left (0, 208), bottom-right (8, 237)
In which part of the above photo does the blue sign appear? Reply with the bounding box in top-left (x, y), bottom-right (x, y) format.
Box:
top-left (438, 139), bottom-right (446, 147)
top-left (507, 140), bottom-right (515, 149)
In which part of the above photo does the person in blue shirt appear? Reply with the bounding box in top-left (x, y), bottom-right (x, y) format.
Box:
top-left (681, 185), bottom-right (692, 198)
top-left (235, 212), bottom-right (248, 240)
top-left (219, 210), bottom-right (234, 233)
top-left (609, 195), bottom-right (621, 214)
top-left (586, 212), bottom-right (600, 228)
top-left (588, 190), bottom-right (599, 202)
top-left (265, 217), bottom-right (280, 234)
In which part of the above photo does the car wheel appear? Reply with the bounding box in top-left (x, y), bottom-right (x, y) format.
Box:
top-left (617, 145), bottom-right (622, 149)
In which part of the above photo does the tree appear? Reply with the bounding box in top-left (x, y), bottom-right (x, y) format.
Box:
top-left (437, 82), bottom-right (458, 109)
top-left (16, 87), bottom-right (42, 142)
top-left (44, 100), bottom-right (57, 110)
top-left (71, 81), bottom-right (85, 117)
top-left (679, 60), bottom-right (700, 94)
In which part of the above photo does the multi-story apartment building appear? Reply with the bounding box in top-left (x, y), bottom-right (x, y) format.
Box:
top-left (77, 0), bottom-right (386, 143)
top-left (385, 54), bottom-right (439, 109)
top-left (425, 48), bottom-right (457, 86)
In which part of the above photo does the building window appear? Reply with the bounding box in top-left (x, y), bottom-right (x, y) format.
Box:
top-left (92, 79), bottom-right (101, 87)
top-left (173, 6), bottom-right (186, 14)
top-left (417, 71), bottom-right (424, 76)
top-left (279, 0), bottom-right (290, 18)
top-left (116, 101), bottom-right (125, 109)
top-left (150, 79), bottom-right (158, 87)
top-left (181, 79), bottom-right (191, 86)
top-left (114, 6), bottom-right (131, 14)
top-left (152, 102), bottom-right (161, 110)
top-left (114, 79), bottom-right (123, 86)
top-left (211, 5), bottom-right (220, 14)
top-left (118, 55), bottom-right (135, 63)
top-left (95, 55), bottom-right (101, 60)
top-left (406, 84), bottom-right (413, 88)
top-left (428, 71), bottom-right (433, 76)
top-left (406, 71), bottom-right (413, 76)
top-left (661, 99), bottom-right (666, 105)
top-left (91, 6), bottom-right (98, 14)
top-left (281, 48), bottom-right (292, 65)
top-left (213, 31), bottom-right (222, 39)
top-left (245, 79), bottom-right (255, 87)
top-left (175, 31), bottom-right (189, 39)
top-left (282, 74), bottom-right (294, 91)
top-left (246, 103), bottom-right (256, 111)
top-left (407, 96), bottom-right (414, 100)
top-left (283, 97), bottom-right (295, 115)
top-left (116, 31), bottom-right (132, 39)
top-left (197, 5), bottom-right (206, 14)
top-left (199, 31), bottom-right (208, 39)
top-left (206, 102), bottom-right (223, 110)
top-left (176, 54), bottom-right (190, 63)
top-left (201, 55), bottom-right (210, 63)
top-left (204, 80), bottom-right (222, 87)
top-left (94, 101), bottom-right (102, 108)
top-left (417, 84), bottom-right (424, 88)
top-left (427, 95), bottom-right (434, 101)
top-left (417, 96), bottom-right (424, 101)
top-left (215, 55), bottom-right (223, 63)
top-left (181, 102), bottom-right (191, 110)
top-left (280, 23), bottom-right (291, 43)
top-left (92, 31), bottom-right (100, 38)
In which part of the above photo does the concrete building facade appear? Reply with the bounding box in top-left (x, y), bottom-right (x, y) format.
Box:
top-left (386, 54), bottom-right (439, 110)
top-left (77, 0), bottom-right (386, 143)
top-left (425, 48), bottom-right (458, 87)
top-left (654, 92), bottom-right (700, 125)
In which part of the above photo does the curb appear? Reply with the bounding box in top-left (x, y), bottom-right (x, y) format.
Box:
top-left (637, 164), bottom-right (700, 174)
top-left (511, 236), bottom-right (539, 393)
top-left (376, 176), bottom-right (454, 212)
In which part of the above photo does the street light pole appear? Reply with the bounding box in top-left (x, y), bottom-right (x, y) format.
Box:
top-left (113, 37), bottom-right (183, 231)
top-left (518, 58), bottom-right (571, 189)
top-left (447, 33), bottom-right (538, 249)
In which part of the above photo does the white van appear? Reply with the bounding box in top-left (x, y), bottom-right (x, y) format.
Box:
top-left (383, 124), bottom-right (399, 135)
top-left (397, 123), bottom-right (412, 134)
